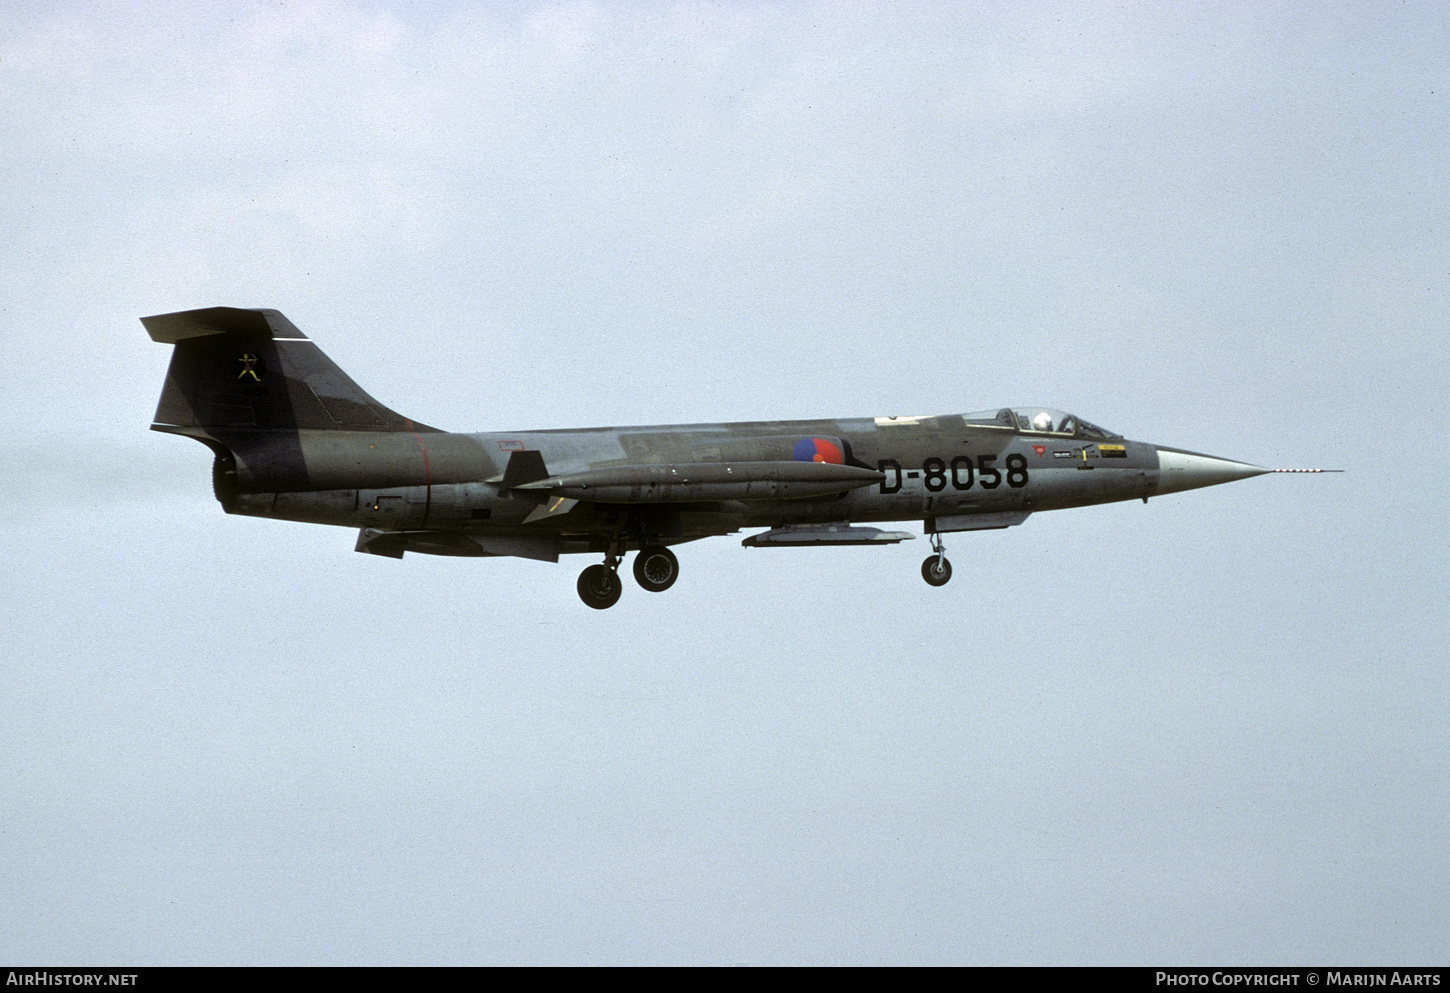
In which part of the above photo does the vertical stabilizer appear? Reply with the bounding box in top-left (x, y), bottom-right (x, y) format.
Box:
top-left (142, 307), bottom-right (433, 435)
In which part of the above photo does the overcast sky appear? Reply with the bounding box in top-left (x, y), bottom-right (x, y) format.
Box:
top-left (2, 0), bottom-right (1446, 965)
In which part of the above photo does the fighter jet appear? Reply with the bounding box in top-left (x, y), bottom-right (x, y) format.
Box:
top-left (144, 307), bottom-right (1331, 609)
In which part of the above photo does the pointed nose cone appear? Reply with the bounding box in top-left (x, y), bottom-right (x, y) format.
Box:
top-left (1154, 446), bottom-right (1271, 496)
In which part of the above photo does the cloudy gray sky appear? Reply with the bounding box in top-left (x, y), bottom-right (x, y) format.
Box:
top-left (2, 0), bottom-right (1445, 965)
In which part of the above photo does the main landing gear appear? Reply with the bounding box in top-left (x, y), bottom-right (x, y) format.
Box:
top-left (633, 544), bottom-right (679, 592)
top-left (576, 542), bottom-right (681, 609)
top-left (577, 563), bottom-right (623, 610)
top-left (921, 532), bottom-right (952, 587)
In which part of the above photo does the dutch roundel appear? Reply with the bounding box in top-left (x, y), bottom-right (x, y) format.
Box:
top-left (793, 437), bottom-right (844, 464)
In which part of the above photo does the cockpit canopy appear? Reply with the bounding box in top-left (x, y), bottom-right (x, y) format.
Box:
top-left (961, 408), bottom-right (1122, 440)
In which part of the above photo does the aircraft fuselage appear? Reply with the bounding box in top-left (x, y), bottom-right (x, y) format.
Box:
top-left (213, 416), bottom-right (1158, 545)
top-left (144, 307), bottom-right (1281, 606)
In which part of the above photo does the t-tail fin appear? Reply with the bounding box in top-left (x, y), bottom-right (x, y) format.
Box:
top-left (142, 307), bottom-right (435, 436)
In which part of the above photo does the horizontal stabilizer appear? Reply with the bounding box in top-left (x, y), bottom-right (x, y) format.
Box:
top-left (743, 523), bottom-right (916, 547)
top-left (141, 307), bottom-right (306, 343)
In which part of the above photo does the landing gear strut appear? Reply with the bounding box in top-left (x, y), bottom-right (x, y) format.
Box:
top-left (921, 532), bottom-right (952, 587)
top-left (577, 544), bottom-right (624, 609)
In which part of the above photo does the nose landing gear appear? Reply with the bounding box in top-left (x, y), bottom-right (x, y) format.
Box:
top-left (921, 532), bottom-right (952, 587)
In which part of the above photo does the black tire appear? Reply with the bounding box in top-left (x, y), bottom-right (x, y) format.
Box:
top-left (921, 555), bottom-right (952, 587)
top-left (577, 564), bottom-right (623, 609)
top-left (633, 544), bottom-right (679, 592)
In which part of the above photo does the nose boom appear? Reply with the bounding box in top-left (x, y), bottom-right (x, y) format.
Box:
top-left (1154, 446), bottom-right (1271, 496)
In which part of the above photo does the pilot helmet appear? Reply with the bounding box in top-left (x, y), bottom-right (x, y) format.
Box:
top-left (1031, 411), bottom-right (1054, 432)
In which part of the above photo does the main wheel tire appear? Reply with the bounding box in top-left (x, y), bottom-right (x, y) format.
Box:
top-left (578, 564), bottom-right (623, 609)
top-left (633, 544), bottom-right (679, 592)
top-left (921, 555), bottom-right (952, 587)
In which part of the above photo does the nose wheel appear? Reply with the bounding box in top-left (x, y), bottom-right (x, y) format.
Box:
top-left (921, 533), bottom-right (952, 587)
